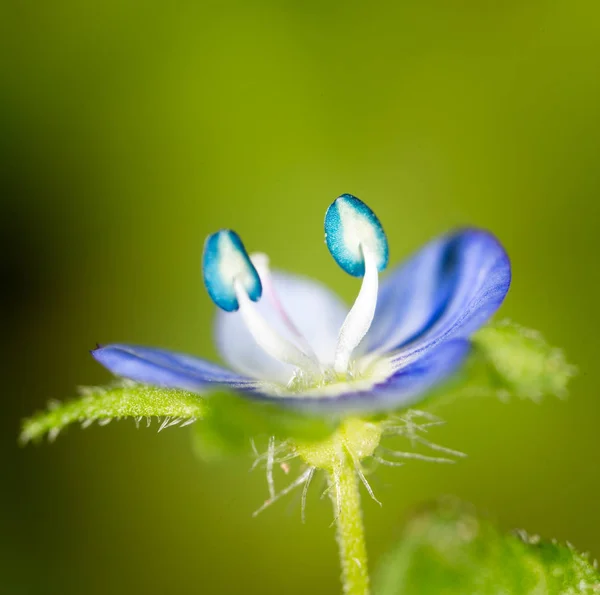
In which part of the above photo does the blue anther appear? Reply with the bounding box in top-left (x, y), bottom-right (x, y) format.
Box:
top-left (324, 194), bottom-right (389, 277)
top-left (202, 230), bottom-right (262, 312)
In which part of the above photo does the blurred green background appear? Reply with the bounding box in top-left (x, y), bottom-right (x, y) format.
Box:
top-left (2, 1), bottom-right (599, 593)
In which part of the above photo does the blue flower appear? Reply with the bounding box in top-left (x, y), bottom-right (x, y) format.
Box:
top-left (92, 194), bottom-right (511, 413)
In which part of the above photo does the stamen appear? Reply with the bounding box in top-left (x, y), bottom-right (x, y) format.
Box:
top-left (324, 194), bottom-right (389, 374)
top-left (203, 230), bottom-right (320, 374)
top-left (334, 245), bottom-right (379, 373)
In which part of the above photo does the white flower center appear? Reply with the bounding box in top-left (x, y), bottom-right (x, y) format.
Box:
top-left (202, 194), bottom-right (391, 393)
top-left (235, 252), bottom-right (388, 393)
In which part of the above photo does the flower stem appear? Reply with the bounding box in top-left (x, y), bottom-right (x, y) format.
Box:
top-left (327, 446), bottom-right (370, 595)
top-left (297, 418), bottom-right (380, 594)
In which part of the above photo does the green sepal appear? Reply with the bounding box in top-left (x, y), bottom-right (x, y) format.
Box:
top-left (402, 320), bottom-right (575, 414)
top-left (20, 382), bottom-right (337, 461)
top-left (374, 498), bottom-right (599, 595)
top-left (20, 383), bottom-right (206, 444)
top-left (191, 392), bottom-right (337, 462)
top-left (472, 320), bottom-right (576, 401)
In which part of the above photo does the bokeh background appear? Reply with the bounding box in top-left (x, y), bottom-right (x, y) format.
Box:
top-left (2, 1), bottom-right (599, 593)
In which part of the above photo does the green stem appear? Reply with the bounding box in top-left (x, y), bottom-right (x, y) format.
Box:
top-left (327, 446), bottom-right (370, 595)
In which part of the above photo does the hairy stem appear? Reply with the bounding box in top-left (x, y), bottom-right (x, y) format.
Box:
top-left (327, 446), bottom-right (370, 595)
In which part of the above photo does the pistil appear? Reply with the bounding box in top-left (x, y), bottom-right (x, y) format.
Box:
top-left (234, 280), bottom-right (321, 375)
top-left (251, 253), bottom-right (322, 369)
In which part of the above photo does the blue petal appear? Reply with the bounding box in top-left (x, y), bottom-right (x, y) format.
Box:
top-left (365, 228), bottom-right (511, 355)
top-left (215, 271), bottom-right (348, 384)
top-left (242, 339), bottom-right (471, 413)
top-left (92, 340), bottom-right (470, 414)
top-left (92, 344), bottom-right (255, 392)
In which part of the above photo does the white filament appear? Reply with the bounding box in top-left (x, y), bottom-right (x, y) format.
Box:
top-left (234, 280), bottom-right (321, 374)
top-left (334, 245), bottom-right (379, 374)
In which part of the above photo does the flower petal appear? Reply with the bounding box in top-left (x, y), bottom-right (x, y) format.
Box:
top-left (92, 340), bottom-right (470, 414)
top-left (92, 344), bottom-right (256, 392)
top-left (365, 228), bottom-right (511, 355)
top-left (214, 271), bottom-right (348, 383)
top-left (237, 339), bottom-right (471, 413)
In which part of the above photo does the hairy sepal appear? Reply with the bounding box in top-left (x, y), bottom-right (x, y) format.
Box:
top-left (471, 320), bottom-right (576, 402)
top-left (191, 392), bottom-right (336, 462)
top-left (396, 320), bottom-right (577, 416)
top-left (21, 383), bottom-right (336, 458)
top-left (20, 382), bottom-right (206, 444)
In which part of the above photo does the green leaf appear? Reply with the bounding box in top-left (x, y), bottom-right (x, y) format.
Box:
top-left (374, 498), bottom-right (600, 595)
top-left (472, 320), bottom-right (576, 402)
top-left (20, 383), bottom-right (206, 444)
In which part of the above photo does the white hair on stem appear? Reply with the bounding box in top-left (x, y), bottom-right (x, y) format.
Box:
top-left (252, 467), bottom-right (316, 518)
